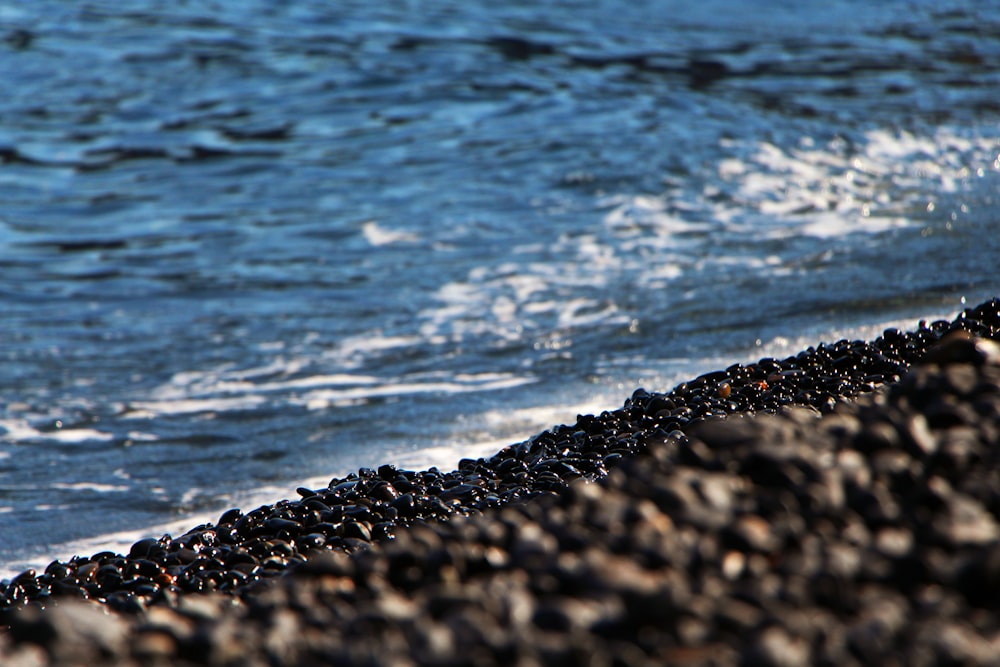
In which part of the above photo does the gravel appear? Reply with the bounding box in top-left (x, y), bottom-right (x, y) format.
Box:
top-left (2, 298), bottom-right (1000, 665)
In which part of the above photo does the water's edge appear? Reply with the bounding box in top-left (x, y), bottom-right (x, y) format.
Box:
top-left (3, 298), bottom-right (996, 609)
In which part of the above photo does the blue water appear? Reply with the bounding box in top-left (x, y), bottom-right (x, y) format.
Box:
top-left (1, 0), bottom-right (998, 576)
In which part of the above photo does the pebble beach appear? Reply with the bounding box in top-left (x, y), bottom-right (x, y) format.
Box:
top-left (4, 0), bottom-right (998, 575)
top-left (2, 298), bottom-right (1000, 665)
top-left (3, 2), bottom-right (1000, 664)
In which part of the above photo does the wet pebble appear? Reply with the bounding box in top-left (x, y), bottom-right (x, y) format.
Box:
top-left (9, 323), bottom-right (1000, 665)
top-left (3, 300), bottom-right (1000, 666)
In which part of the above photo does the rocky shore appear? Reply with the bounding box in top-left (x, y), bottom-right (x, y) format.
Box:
top-left (2, 299), bottom-right (1000, 665)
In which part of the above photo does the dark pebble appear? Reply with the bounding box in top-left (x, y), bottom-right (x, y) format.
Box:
top-left (128, 539), bottom-right (161, 561)
top-left (4, 299), bottom-right (1000, 666)
top-left (12, 320), bottom-right (1000, 666)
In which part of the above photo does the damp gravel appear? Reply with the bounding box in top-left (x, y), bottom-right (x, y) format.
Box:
top-left (2, 299), bottom-right (1000, 665)
top-left (3, 0), bottom-right (999, 573)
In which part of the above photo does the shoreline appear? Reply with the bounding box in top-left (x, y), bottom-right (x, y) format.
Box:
top-left (0, 304), bottom-right (972, 583)
top-left (0, 301), bottom-right (1000, 665)
top-left (0, 299), bottom-right (1000, 664)
top-left (2, 298), bottom-right (1000, 663)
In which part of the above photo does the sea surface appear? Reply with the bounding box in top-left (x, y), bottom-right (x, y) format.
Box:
top-left (1, 0), bottom-right (998, 578)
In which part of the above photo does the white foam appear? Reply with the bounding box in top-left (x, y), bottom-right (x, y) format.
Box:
top-left (598, 126), bottom-right (998, 270)
top-left (711, 126), bottom-right (999, 236)
top-left (361, 219), bottom-right (420, 246)
top-left (330, 334), bottom-right (425, 367)
top-left (793, 211), bottom-right (909, 239)
top-left (0, 419), bottom-right (35, 442)
top-left (124, 345), bottom-right (539, 418)
top-left (403, 126), bottom-right (994, 363)
top-left (124, 395), bottom-right (268, 417)
top-left (417, 254), bottom-right (629, 344)
top-left (603, 194), bottom-right (713, 236)
top-left (50, 482), bottom-right (130, 494)
top-left (296, 373), bottom-right (536, 410)
top-left (47, 429), bottom-right (115, 443)
top-left (0, 419), bottom-right (114, 444)
top-left (223, 374), bottom-right (383, 394)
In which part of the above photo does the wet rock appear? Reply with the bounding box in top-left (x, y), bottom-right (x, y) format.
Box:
top-left (746, 626), bottom-right (810, 667)
top-left (5, 603), bottom-right (128, 664)
top-left (3, 301), bottom-right (1000, 666)
top-left (128, 538), bottom-right (163, 561)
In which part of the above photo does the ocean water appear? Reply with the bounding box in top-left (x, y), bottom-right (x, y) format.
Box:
top-left (1, 0), bottom-right (998, 578)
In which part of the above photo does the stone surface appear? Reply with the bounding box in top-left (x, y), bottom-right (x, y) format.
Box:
top-left (3, 299), bottom-right (1000, 665)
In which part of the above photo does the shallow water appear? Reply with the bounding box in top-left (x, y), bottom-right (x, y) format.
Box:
top-left (1, 0), bottom-right (998, 576)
